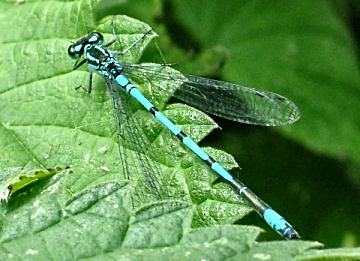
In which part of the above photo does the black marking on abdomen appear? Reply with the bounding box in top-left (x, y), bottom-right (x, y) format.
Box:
top-left (204, 156), bottom-right (216, 167)
top-left (127, 84), bottom-right (136, 94)
top-left (149, 106), bottom-right (159, 116)
top-left (176, 131), bottom-right (187, 141)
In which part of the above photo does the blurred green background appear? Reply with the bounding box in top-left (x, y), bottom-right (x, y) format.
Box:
top-left (96, 0), bottom-right (359, 248)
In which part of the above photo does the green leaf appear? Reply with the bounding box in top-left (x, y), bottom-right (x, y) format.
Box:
top-left (0, 172), bottom-right (321, 260)
top-left (299, 247), bottom-right (360, 261)
top-left (1, 0), bottom-right (354, 259)
top-left (0, 176), bottom-right (132, 260)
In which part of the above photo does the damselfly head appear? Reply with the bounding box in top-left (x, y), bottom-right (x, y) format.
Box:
top-left (68, 32), bottom-right (104, 60)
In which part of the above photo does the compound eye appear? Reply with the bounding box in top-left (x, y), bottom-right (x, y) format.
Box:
top-left (88, 32), bottom-right (104, 45)
top-left (67, 44), bottom-right (81, 59)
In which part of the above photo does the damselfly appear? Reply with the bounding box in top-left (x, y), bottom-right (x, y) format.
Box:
top-left (67, 25), bottom-right (300, 240)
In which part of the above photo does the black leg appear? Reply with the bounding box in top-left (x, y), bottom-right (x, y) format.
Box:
top-left (75, 72), bottom-right (93, 94)
top-left (112, 29), bottom-right (153, 56)
top-left (87, 72), bottom-right (93, 94)
top-left (73, 59), bottom-right (87, 70)
top-left (103, 20), bottom-right (117, 47)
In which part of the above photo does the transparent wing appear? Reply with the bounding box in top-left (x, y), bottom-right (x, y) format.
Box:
top-left (106, 78), bottom-right (172, 206)
top-left (122, 64), bottom-right (300, 126)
